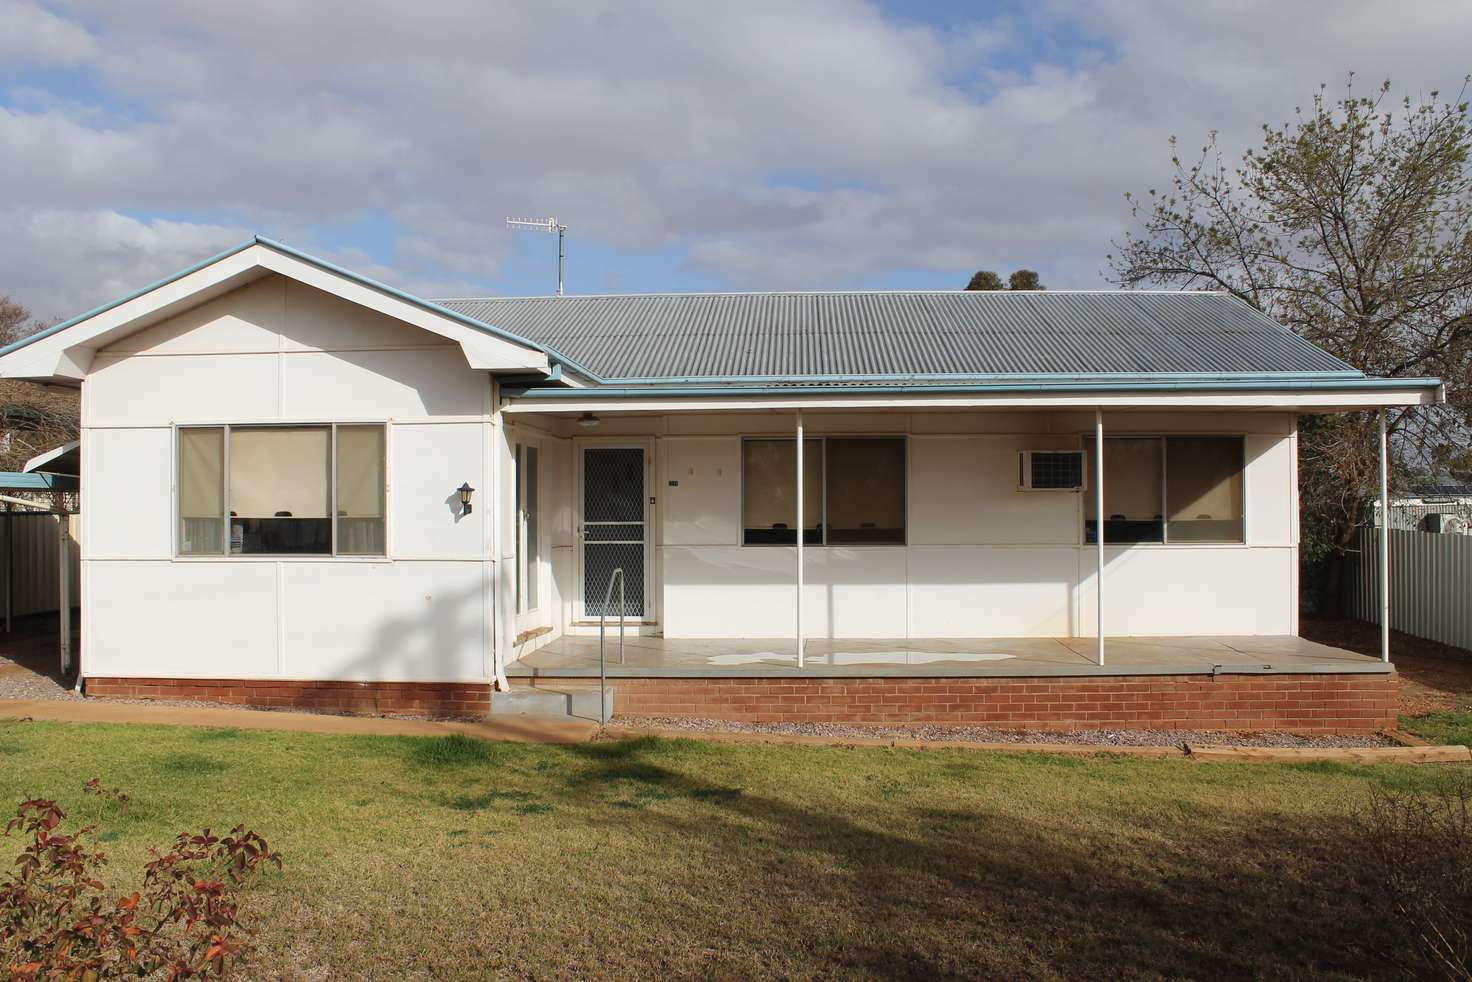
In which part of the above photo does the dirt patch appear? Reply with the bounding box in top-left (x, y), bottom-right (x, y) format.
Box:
top-left (614, 715), bottom-right (1395, 748)
top-left (0, 614), bottom-right (79, 701)
top-left (1301, 617), bottom-right (1472, 716)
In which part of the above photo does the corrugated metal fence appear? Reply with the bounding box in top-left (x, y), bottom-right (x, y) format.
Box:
top-left (1344, 525), bottom-right (1472, 650)
top-left (1387, 502), bottom-right (1472, 531)
top-left (1, 511), bottom-right (80, 619)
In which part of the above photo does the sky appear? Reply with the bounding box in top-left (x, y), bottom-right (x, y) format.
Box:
top-left (1, 0), bottom-right (1471, 320)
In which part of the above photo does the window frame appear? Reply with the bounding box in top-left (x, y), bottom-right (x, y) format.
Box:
top-left (514, 439), bottom-right (544, 615)
top-left (739, 434), bottom-right (908, 548)
top-left (1079, 432), bottom-right (1247, 547)
top-left (173, 421), bottom-right (391, 560)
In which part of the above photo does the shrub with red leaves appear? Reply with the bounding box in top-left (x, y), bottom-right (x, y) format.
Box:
top-left (0, 779), bottom-right (280, 980)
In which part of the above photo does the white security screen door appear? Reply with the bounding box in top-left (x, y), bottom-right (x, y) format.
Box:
top-left (578, 445), bottom-right (649, 619)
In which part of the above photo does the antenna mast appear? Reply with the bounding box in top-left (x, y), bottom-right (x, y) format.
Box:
top-left (505, 217), bottom-right (567, 296)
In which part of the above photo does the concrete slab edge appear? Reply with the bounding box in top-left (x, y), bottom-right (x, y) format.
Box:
top-left (510, 662), bottom-right (1395, 680)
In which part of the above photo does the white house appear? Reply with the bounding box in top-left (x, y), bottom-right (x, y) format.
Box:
top-left (0, 237), bottom-right (1441, 730)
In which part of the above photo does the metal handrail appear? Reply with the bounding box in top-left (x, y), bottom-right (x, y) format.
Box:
top-left (597, 568), bottom-right (626, 725)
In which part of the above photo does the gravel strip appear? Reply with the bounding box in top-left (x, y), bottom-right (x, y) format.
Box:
top-left (0, 669), bottom-right (81, 702)
top-left (614, 715), bottom-right (1395, 748)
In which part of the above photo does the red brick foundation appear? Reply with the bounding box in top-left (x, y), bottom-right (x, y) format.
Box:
top-left (84, 672), bottom-right (1399, 733)
top-left (83, 677), bottom-right (491, 717)
top-left (526, 672), bottom-right (1399, 734)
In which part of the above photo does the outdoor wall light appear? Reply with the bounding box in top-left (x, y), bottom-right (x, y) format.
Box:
top-left (577, 412), bottom-right (601, 428)
top-left (457, 482), bottom-right (475, 515)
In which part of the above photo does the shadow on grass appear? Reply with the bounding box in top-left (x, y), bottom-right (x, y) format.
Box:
top-left (530, 737), bottom-right (1414, 979)
top-left (155, 753), bottom-right (228, 776)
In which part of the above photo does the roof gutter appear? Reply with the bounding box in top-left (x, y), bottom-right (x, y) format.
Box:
top-left (596, 369), bottom-right (1369, 386)
top-left (503, 376), bottom-right (1445, 399)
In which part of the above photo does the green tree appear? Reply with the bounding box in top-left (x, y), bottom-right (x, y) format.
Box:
top-left (966, 269), bottom-right (1044, 290)
top-left (1109, 77), bottom-right (1472, 614)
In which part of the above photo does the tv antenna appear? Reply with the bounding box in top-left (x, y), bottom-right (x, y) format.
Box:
top-left (505, 216), bottom-right (567, 296)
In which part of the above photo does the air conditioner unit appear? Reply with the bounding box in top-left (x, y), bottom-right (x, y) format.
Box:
top-left (1423, 512), bottom-right (1470, 535)
top-left (1018, 450), bottom-right (1086, 491)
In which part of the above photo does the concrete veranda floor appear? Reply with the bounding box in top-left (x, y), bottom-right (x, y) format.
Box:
top-left (510, 633), bottom-right (1390, 678)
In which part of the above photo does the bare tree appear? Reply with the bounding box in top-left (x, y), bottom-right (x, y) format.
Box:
top-left (1109, 77), bottom-right (1472, 613)
top-left (0, 295), bottom-right (77, 472)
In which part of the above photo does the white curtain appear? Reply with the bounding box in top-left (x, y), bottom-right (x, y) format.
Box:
top-left (179, 427), bottom-right (223, 518)
top-left (229, 427), bottom-right (329, 519)
top-left (336, 425), bottom-right (385, 518)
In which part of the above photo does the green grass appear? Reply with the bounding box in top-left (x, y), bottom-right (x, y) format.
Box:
top-left (0, 719), bottom-right (1461, 980)
top-left (1402, 710), bottom-right (1472, 747)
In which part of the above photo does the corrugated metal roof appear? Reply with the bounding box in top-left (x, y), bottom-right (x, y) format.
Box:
top-left (436, 291), bottom-right (1358, 384)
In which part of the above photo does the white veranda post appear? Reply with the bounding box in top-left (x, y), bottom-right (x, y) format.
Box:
top-left (54, 491), bottom-right (70, 677)
top-left (796, 411), bottom-right (805, 669)
top-left (1379, 410), bottom-right (1390, 662)
top-left (1095, 409), bottom-right (1105, 667)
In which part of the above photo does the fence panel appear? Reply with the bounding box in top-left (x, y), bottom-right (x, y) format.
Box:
top-left (1345, 525), bottom-right (1472, 651)
top-left (1, 511), bottom-right (80, 620)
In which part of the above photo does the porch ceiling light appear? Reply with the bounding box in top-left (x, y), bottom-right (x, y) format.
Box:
top-left (577, 412), bottom-right (601, 428)
top-left (457, 482), bottom-right (475, 515)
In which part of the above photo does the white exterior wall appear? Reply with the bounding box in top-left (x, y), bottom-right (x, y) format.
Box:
top-left (81, 275), bottom-right (501, 682)
top-left (76, 272), bottom-right (1306, 684)
top-left (495, 416), bottom-right (573, 663)
top-left (544, 410), bottom-right (1299, 640)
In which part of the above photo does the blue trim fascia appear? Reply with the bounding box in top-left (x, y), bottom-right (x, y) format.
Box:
top-left (0, 239), bottom-right (259, 359)
top-left (505, 376), bottom-right (1445, 399)
top-left (0, 471), bottom-right (77, 491)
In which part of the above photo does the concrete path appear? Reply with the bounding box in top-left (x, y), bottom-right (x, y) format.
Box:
top-left (0, 698), bottom-right (599, 743)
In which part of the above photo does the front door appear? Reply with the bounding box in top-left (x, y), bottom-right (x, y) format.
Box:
top-left (577, 445), bottom-right (650, 621)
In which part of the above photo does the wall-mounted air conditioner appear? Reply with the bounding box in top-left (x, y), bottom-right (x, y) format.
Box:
top-left (1018, 450), bottom-right (1086, 491)
top-left (1423, 513), bottom-right (1471, 535)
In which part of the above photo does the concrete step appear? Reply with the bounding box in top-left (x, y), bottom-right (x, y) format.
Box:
top-left (490, 685), bottom-right (613, 723)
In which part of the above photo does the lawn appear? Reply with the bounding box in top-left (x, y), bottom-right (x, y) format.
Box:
top-left (1402, 710), bottom-right (1472, 747)
top-left (0, 720), bottom-right (1463, 980)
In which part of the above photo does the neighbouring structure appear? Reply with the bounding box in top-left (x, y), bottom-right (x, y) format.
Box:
top-left (0, 237), bottom-right (1441, 731)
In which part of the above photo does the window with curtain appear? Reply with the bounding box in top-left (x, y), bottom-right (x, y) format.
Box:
top-left (1084, 438), bottom-right (1164, 544)
top-left (1166, 437), bottom-right (1244, 542)
top-left (178, 427), bottom-right (224, 556)
top-left (742, 439), bottom-right (822, 545)
top-left (336, 425), bottom-right (386, 555)
top-left (177, 424), bottom-right (387, 556)
top-left (741, 436), bottom-right (906, 545)
top-left (1083, 435), bottom-right (1244, 544)
top-left (825, 438), bottom-right (906, 544)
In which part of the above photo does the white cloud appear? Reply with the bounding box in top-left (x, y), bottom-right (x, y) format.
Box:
top-left (0, 0), bottom-right (95, 67)
top-left (1, 0), bottom-right (1470, 315)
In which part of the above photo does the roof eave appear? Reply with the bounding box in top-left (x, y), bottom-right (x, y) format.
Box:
top-left (500, 375), bottom-right (1444, 414)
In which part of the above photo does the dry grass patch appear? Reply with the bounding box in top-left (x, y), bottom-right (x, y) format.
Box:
top-left (0, 719), bottom-right (1465, 979)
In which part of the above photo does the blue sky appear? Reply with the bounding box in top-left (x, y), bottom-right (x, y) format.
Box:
top-left (1, 0), bottom-right (1470, 318)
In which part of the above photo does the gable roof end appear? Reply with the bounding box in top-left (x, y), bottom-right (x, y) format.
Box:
top-left (0, 237), bottom-right (564, 383)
